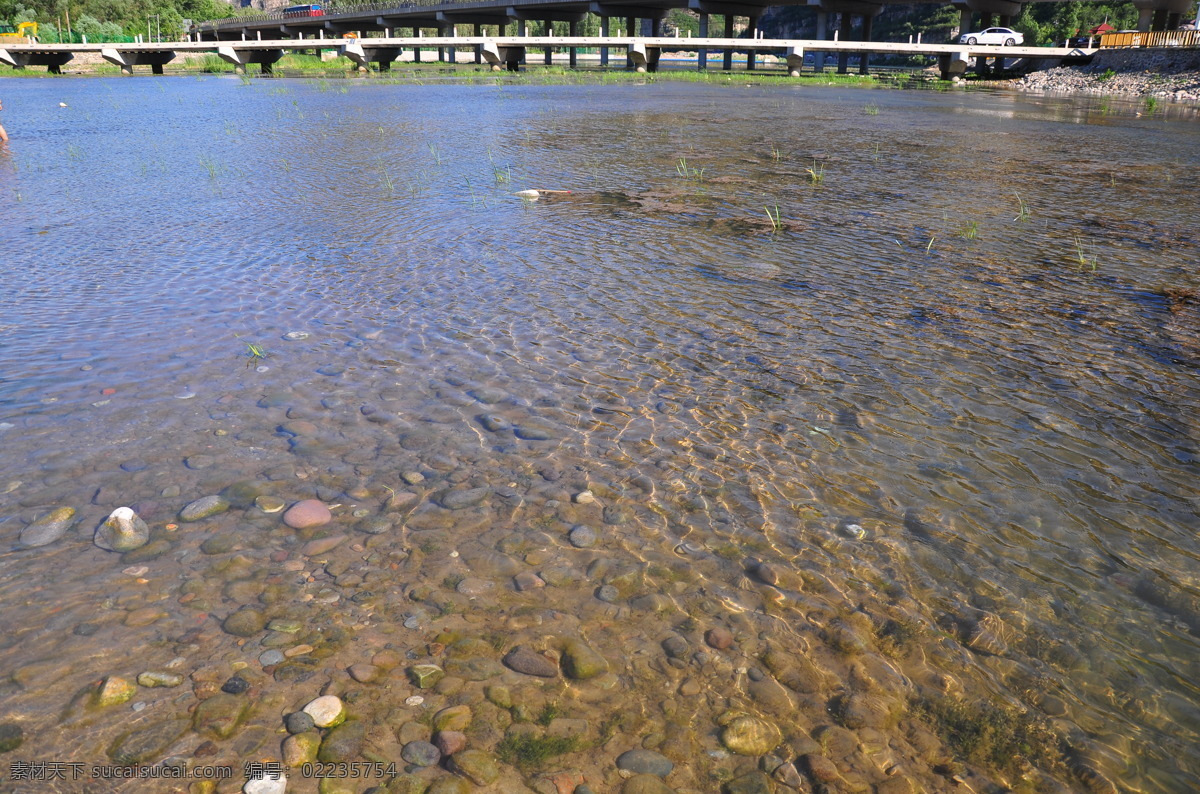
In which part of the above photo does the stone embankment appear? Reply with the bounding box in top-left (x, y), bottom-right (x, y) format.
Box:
top-left (1018, 48), bottom-right (1200, 101)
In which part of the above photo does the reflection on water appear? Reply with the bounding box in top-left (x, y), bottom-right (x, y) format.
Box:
top-left (0, 76), bottom-right (1198, 793)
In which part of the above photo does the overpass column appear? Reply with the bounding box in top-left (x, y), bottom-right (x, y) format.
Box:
top-left (544, 20), bottom-right (553, 65)
top-left (814, 11), bottom-right (827, 71)
top-left (1152, 8), bottom-right (1168, 29)
top-left (626, 16), bottom-right (635, 69)
top-left (747, 15), bottom-right (758, 70)
top-left (724, 14), bottom-right (734, 71)
top-left (859, 13), bottom-right (873, 73)
top-left (475, 24), bottom-right (482, 63)
top-left (569, 20), bottom-right (578, 67)
top-left (413, 27), bottom-right (421, 62)
top-left (601, 16), bottom-right (610, 66)
top-left (958, 8), bottom-right (972, 40)
top-left (1137, 8), bottom-right (1153, 30)
top-left (837, 13), bottom-right (852, 73)
top-left (698, 13), bottom-right (708, 70)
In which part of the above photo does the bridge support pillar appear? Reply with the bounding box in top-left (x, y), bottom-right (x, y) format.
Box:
top-left (600, 16), bottom-right (610, 66)
top-left (814, 11), bottom-right (827, 71)
top-left (747, 16), bottom-right (758, 69)
top-left (697, 13), bottom-right (708, 69)
top-left (837, 14), bottom-right (852, 73)
top-left (103, 46), bottom-right (176, 75)
top-left (785, 45), bottom-right (805, 77)
top-left (413, 27), bottom-right (421, 62)
top-left (626, 17), bottom-right (634, 68)
top-left (723, 14), bottom-right (734, 71)
top-left (859, 13), bottom-right (872, 73)
top-left (938, 48), bottom-right (970, 79)
top-left (544, 20), bottom-right (553, 65)
top-left (569, 20), bottom-right (578, 67)
top-left (628, 40), bottom-right (659, 72)
top-left (475, 24), bottom-right (482, 63)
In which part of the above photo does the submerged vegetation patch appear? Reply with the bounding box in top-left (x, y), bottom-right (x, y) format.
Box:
top-left (496, 732), bottom-right (580, 769)
top-left (911, 694), bottom-right (1066, 780)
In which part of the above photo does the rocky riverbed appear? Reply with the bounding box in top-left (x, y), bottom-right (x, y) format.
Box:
top-left (1018, 48), bottom-right (1200, 101)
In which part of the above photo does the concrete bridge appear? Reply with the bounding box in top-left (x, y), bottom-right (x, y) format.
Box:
top-left (0, 36), bottom-right (1095, 79)
top-left (189, 0), bottom-right (1193, 61)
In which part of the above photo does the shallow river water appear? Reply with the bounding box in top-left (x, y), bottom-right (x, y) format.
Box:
top-left (0, 75), bottom-right (1197, 794)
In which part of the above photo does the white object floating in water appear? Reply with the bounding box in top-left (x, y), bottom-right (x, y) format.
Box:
top-left (513, 189), bottom-right (540, 199)
top-left (59, 102), bottom-right (68, 108)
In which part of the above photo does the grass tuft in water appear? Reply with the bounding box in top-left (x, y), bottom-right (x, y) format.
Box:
top-left (806, 160), bottom-right (825, 186)
top-left (1013, 193), bottom-right (1030, 222)
top-left (864, 102), bottom-right (879, 115)
top-left (676, 158), bottom-right (705, 182)
top-left (765, 203), bottom-right (782, 233)
top-left (1072, 236), bottom-right (1098, 271)
top-left (958, 220), bottom-right (979, 240)
top-left (496, 733), bottom-right (579, 770)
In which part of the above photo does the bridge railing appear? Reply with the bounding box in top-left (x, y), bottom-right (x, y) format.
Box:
top-left (1099, 29), bottom-right (1200, 48)
top-left (202, 1), bottom-right (496, 29)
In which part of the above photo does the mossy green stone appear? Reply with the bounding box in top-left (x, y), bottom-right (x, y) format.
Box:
top-left (0, 723), bottom-right (23, 753)
top-left (317, 720), bottom-right (365, 763)
top-left (408, 664), bottom-right (444, 689)
top-left (179, 495), bottom-right (230, 522)
top-left (121, 538), bottom-right (172, 563)
top-left (561, 638), bottom-right (608, 680)
top-left (222, 608), bottom-right (266, 637)
top-left (432, 705), bottom-right (472, 732)
top-left (282, 732), bottom-right (321, 767)
top-left (387, 774), bottom-right (430, 794)
top-left (93, 676), bottom-right (137, 707)
top-left (318, 778), bottom-right (357, 794)
top-left (448, 749), bottom-right (500, 786)
top-left (267, 619), bottom-right (303, 633)
top-left (107, 718), bottom-right (190, 765)
top-left (192, 694), bottom-right (249, 739)
top-left (425, 778), bottom-right (472, 794)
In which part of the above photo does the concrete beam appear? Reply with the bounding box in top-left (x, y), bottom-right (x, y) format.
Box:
top-left (507, 7), bottom-right (589, 21)
top-left (438, 10), bottom-right (510, 25)
top-left (689, 0), bottom-right (772, 15)
top-left (963, 0), bottom-right (1022, 18)
top-left (217, 46), bottom-right (284, 73)
top-left (818, 0), bottom-right (884, 14)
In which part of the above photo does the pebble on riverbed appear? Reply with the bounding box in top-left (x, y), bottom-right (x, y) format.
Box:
top-left (94, 507), bottom-right (150, 552)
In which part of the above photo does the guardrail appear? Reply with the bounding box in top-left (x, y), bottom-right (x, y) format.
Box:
top-left (1100, 30), bottom-right (1200, 48)
top-left (206, 1), bottom-right (495, 28)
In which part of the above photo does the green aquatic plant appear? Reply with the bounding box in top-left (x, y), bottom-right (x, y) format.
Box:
top-left (496, 733), bottom-right (579, 770)
top-left (427, 142), bottom-right (442, 165)
top-left (1144, 96), bottom-right (1158, 113)
top-left (806, 160), bottom-right (825, 186)
top-left (765, 202), bottom-right (783, 233)
top-left (958, 220), bottom-right (979, 240)
top-left (676, 157), bottom-right (705, 181)
top-left (1013, 193), bottom-right (1030, 222)
top-left (863, 102), bottom-right (879, 115)
top-left (910, 694), bottom-right (1066, 779)
top-left (535, 702), bottom-right (562, 726)
top-left (1073, 235), bottom-right (1098, 272)
top-left (770, 144), bottom-right (783, 162)
top-left (199, 154), bottom-right (218, 179)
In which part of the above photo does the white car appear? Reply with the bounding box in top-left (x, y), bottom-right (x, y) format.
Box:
top-left (960, 27), bottom-right (1024, 46)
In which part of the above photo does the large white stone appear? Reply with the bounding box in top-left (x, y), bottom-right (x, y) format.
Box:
top-left (244, 773), bottom-right (288, 794)
top-left (302, 695), bottom-right (345, 728)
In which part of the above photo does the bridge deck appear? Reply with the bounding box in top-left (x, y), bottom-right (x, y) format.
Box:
top-left (2, 37), bottom-right (1094, 60)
